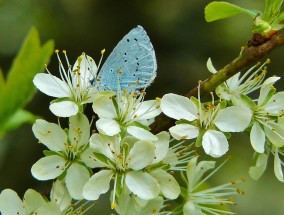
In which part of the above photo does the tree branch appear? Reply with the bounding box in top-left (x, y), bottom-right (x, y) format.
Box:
top-left (150, 33), bottom-right (284, 133)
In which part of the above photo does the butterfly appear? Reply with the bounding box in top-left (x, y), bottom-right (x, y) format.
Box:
top-left (92, 25), bottom-right (157, 91)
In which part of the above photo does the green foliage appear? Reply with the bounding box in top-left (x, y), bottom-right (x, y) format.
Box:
top-left (0, 28), bottom-right (54, 137)
top-left (205, 2), bottom-right (257, 22)
top-left (263, 0), bottom-right (283, 21)
top-left (205, 1), bottom-right (284, 35)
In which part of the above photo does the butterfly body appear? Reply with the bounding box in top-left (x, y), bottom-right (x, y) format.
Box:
top-left (95, 25), bottom-right (157, 91)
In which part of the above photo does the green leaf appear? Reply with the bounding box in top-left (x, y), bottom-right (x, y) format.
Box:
top-left (0, 27), bottom-right (54, 134)
top-left (0, 109), bottom-right (38, 137)
top-left (263, 0), bottom-right (284, 21)
top-left (0, 68), bottom-right (4, 91)
top-left (205, 2), bottom-right (258, 22)
top-left (274, 12), bottom-right (284, 27)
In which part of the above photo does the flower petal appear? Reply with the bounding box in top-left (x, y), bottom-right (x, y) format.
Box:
top-left (226, 72), bottom-right (241, 90)
top-left (264, 91), bottom-right (284, 113)
top-left (32, 119), bottom-right (66, 152)
top-left (150, 169), bottom-right (180, 199)
top-left (248, 153), bottom-right (268, 180)
top-left (37, 202), bottom-right (61, 215)
top-left (31, 155), bottom-right (66, 180)
top-left (215, 106), bottom-right (252, 132)
top-left (250, 122), bottom-right (265, 153)
top-left (0, 189), bottom-right (24, 215)
top-left (72, 53), bottom-right (97, 88)
top-left (134, 100), bottom-right (161, 120)
top-left (274, 147), bottom-right (284, 182)
top-left (202, 130), bottom-right (229, 158)
top-left (92, 96), bottom-right (116, 118)
top-left (83, 170), bottom-right (113, 200)
top-left (127, 140), bottom-right (155, 170)
top-left (50, 101), bottom-right (79, 117)
top-left (206, 57), bottom-right (218, 74)
top-left (258, 76), bottom-right (280, 106)
top-left (90, 133), bottom-right (120, 161)
top-left (66, 163), bottom-right (90, 200)
top-left (125, 171), bottom-right (160, 200)
top-left (161, 93), bottom-right (198, 121)
top-left (80, 147), bottom-right (104, 168)
top-left (96, 118), bottom-right (120, 136)
top-left (50, 180), bottom-right (72, 212)
top-left (264, 121), bottom-right (284, 148)
top-left (152, 131), bottom-right (170, 164)
top-left (69, 113), bottom-right (90, 147)
top-left (23, 189), bottom-right (46, 213)
top-left (169, 124), bottom-right (199, 140)
top-left (187, 157), bottom-right (215, 187)
top-left (183, 201), bottom-right (198, 215)
top-left (163, 149), bottom-right (179, 168)
top-left (127, 126), bottom-right (158, 141)
top-left (33, 73), bottom-right (70, 98)
top-left (139, 196), bottom-right (164, 215)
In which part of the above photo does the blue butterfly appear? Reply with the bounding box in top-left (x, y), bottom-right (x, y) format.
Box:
top-left (93, 25), bottom-right (157, 91)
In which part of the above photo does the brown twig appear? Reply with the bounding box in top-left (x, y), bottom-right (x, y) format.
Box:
top-left (150, 33), bottom-right (284, 134)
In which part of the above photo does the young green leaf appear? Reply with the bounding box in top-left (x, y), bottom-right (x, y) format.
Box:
top-left (0, 109), bottom-right (38, 138)
top-left (205, 1), bottom-right (258, 22)
top-left (0, 27), bottom-right (54, 133)
top-left (263, 0), bottom-right (284, 21)
top-left (0, 68), bottom-right (4, 91)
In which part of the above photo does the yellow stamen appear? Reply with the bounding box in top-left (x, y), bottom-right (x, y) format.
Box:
top-left (111, 203), bottom-right (116, 209)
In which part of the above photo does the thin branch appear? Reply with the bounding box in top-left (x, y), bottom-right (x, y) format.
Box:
top-left (150, 33), bottom-right (284, 134)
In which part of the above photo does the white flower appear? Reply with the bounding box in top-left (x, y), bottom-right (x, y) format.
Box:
top-left (92, 89), bottom-right (161, 141)
top-left (183, 157), bottom-right (241, 215)
top-left (83, 132), bottom-right (180, 208)
top-left (33, 51), bottom-right (98, 117)
top-left (249, 115), bottom-right (284, 181)
top-left (249, 144), bottom-right (284, 182)
top-left (272, 145), bottom-right (284, 182)
top-left (50, 180), bottom-right (72, 212)
top-left (0, 184), bottom-right (93, 215)
top-left (161, 93), bottom-right (251, 157)
top-left (207, 58), bottom-right (269, 105)
top-left (31, 113), bottom-right (98, 200)
top-left (250, 127), bottom-right (284, 182)
top-left (114, 188), bottom-right (164, 215)
top-left (0, 189), bottom-right (61, 215)
top-left (247, 77), bottom-right (284, 153)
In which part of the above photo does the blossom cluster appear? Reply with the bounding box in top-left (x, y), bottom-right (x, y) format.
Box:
top-left (207, 58), bottom-right (284, 182)
top-left (2, 50), bottom-right (283, 215)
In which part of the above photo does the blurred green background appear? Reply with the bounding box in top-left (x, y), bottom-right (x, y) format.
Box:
top-left (1, 0), bottom-right (284, 214)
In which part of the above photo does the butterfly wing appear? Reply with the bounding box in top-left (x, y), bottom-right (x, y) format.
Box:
top-left (97, 25), bottom-right (157, 91)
